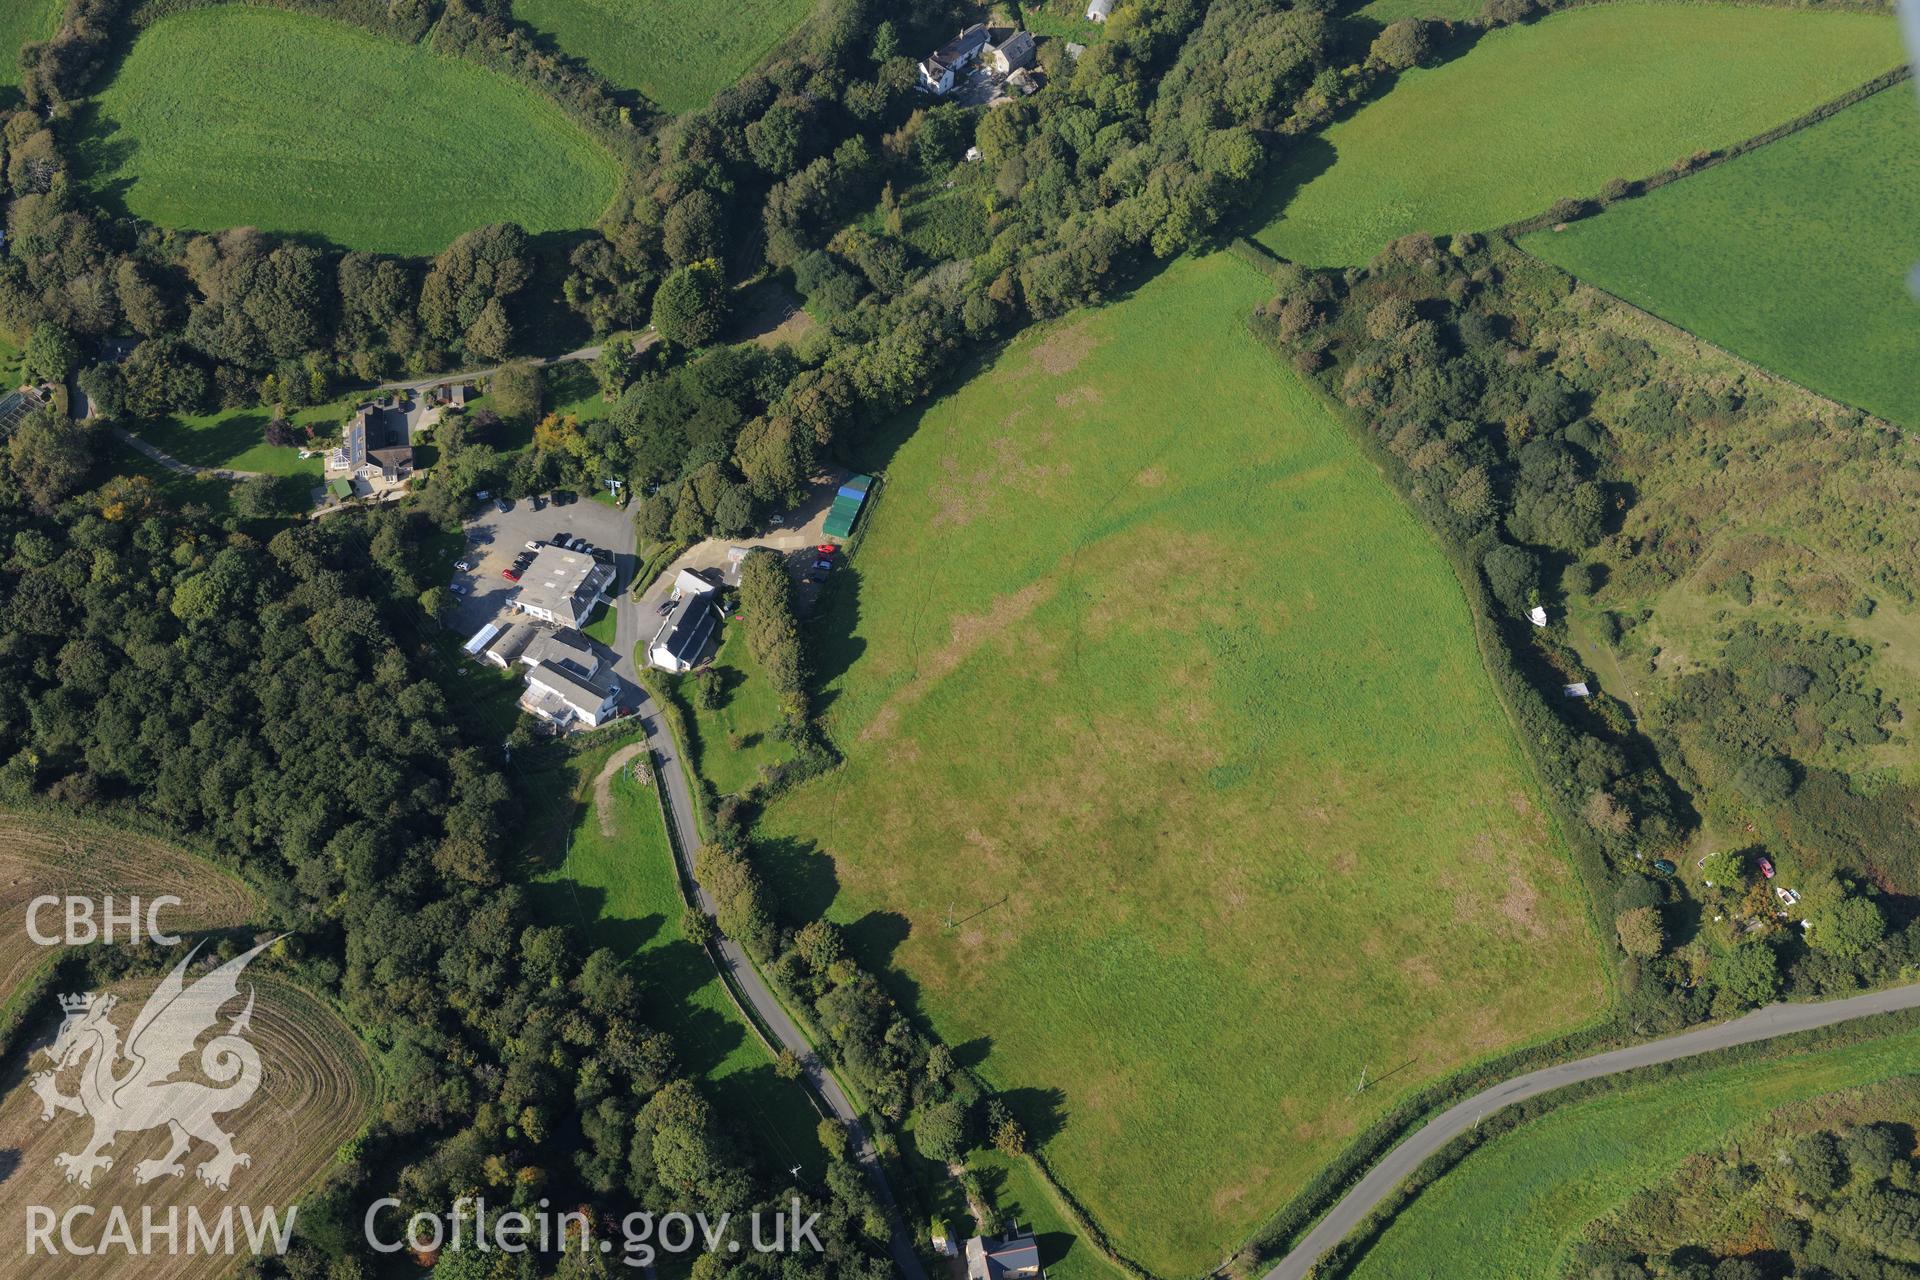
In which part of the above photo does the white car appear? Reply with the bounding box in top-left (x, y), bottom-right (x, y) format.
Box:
top-left (525, 541), bottom-right (543, 552)
top-left (454, 559), bottom-right (473, 571)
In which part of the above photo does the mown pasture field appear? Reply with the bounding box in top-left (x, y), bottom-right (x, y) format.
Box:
top-left (0, 0), bottom-right (58, 88)
top-left (128, 397), bottom-right (358, 478)
top-left (1254, 3), bottom-right (1903, 266)
top-left (0, 975), bottom-right (374, 1280)
top-left (513, 0), bottom-right (811, 114)
top-left (86, 7), bottom-right (620, 256)
top-left (756, 252), bottom-right (1607, 1274)
top-left (674, 628), bottom-right (798, 799)
top-left (1524, 88), bottom-right (1920, 430)
top-left (1344, 1020), bottom-right (1920, 1279)
top-left (0, 811), bottom-right (254, 1010)
top-left (530, 749), bottom-right (825, 1175)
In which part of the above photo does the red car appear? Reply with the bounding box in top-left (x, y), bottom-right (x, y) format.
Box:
top-left (1758, 857), bottom-right (1775, 879)
top-left (816, 544), bottom-right (836, 556)
top-left (502, 568), bottom-right (522, 582)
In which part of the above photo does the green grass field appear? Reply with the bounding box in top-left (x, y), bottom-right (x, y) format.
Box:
top-left (757, 252), bottom-right (1606, 1273)
top-left (513, 0), bottom-right (811, 113)
top-left (129, 397), bottom-right (354, 477)
top-left (1253, 3), bottom-right (1903, 266)
top-left (87, 7), bottom-right (620, 256)
top-left (532, 757), bottom-right (825, 1176)
top-left (1523, 88), bottom-right (1920, 429)
top-left (0, 0), bottom-right (57, 89)
top-left (1346, 1020), bottom-right (1920, 1279)
top-left (676, 629), bottom-right (797, 798)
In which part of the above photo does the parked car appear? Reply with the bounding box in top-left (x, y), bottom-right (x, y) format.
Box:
top-left (448, 582), bottom-right (469, 595)
top-left (531, 495), bottom-right (546, 511)
top-left (552, 532), bottom-right (570, 546)
top-left (1651, 859), bottom-right (1677, 876)
top-left (502, 568), bottom-right (522, 582)
top-left (657, 600), bottom-right (675, 615)
top-left (454, 559), bottom-right (473, 571)
top-left (475, 490), bottom-right (492, 501)
top-left (814, 558), bottom-right (833, 572)
top-left (1758, 857), bottom-right (1775, 879)
top-left (524, 541), bottom-right (543, 552)
top-left (816, 544), bottom-right (836, 556)
top-left (494, 497), bottom-right (511, 513)
top-left (551, 490), bottom-right (576, 506)
top-left (591, 548), bottom-right (615, 566)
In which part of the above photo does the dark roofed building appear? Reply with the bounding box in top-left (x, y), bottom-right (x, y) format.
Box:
top-left (647, 570), bottom-right (719, 674)
top-left (521, 626), bottom-right (598, 679)
top-left (346, 399), bottom-right (415, 479)
top-left (918, 23), bottom-right (991, 94)
top-left (965, 1230), bottom-right (1042, 1280)
top-left (991, 30), bottom-right (1036, 74)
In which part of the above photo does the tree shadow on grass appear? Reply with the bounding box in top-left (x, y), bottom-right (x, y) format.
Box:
top-left (752, 833), bottom-right (841, 923)
top-left (1241, 134), bottom-right (1340, 256)
top-left (529, 879), bottom-right (665, 958)
top-left (1000, 1086), bottom-right (1068, 1148)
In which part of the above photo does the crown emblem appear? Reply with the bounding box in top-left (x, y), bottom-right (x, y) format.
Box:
top-left (57, 992), bottom-right (97, 1014)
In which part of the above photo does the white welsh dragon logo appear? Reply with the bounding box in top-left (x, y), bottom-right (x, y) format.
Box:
top-left (29, 937), bottom-right (278, 1191)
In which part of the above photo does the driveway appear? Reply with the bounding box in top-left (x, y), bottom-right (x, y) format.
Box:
top-left (627, 469), bottom-right (847, 614)
top-left (1263, 979), bottom-right (1920, 1280)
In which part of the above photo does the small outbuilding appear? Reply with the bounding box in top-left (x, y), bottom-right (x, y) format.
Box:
top-left (1562, 682), bottom-right (1592, 698)
top-left (1086, 0), bottom-right (1115, 21)
top-left (824, 474), bottom-right (873, 541)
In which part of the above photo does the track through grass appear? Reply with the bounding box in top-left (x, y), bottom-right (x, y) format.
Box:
top-left (87, 7), bottom-right (620, 255)
top-left (758, 252), bottom-right (1606, 1273)
top-left (1254, 3), bottom-right (1903, 266)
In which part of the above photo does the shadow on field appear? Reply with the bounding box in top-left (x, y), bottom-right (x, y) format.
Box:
top-left (752, 835), bottom-right (840, 923)
top-left (530, 879), bottom-right (664, 958)
top-left (1000, 1086), bottom-right (1068, 1148)
top-left (0, 1148), bottom-right (18, 1188)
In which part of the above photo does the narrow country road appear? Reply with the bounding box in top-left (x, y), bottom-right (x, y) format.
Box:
top-left (637, 696), bottom-right (929, 1280)
top-left (607, 557), bottom-right (927, 1279)
top-left (1265, 980), bottom-right (1920, 1280)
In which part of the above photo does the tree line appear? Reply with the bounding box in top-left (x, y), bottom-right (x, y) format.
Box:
top-left (1255, 234), bottom-right (1918, 1031)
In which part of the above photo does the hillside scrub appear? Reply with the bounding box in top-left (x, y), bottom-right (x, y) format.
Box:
top-left (1254, 236), bottom-right (1920, 1027)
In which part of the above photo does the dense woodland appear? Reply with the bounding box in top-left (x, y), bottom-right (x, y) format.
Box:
top-left (0, 421), bottom-right (901, 1273)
